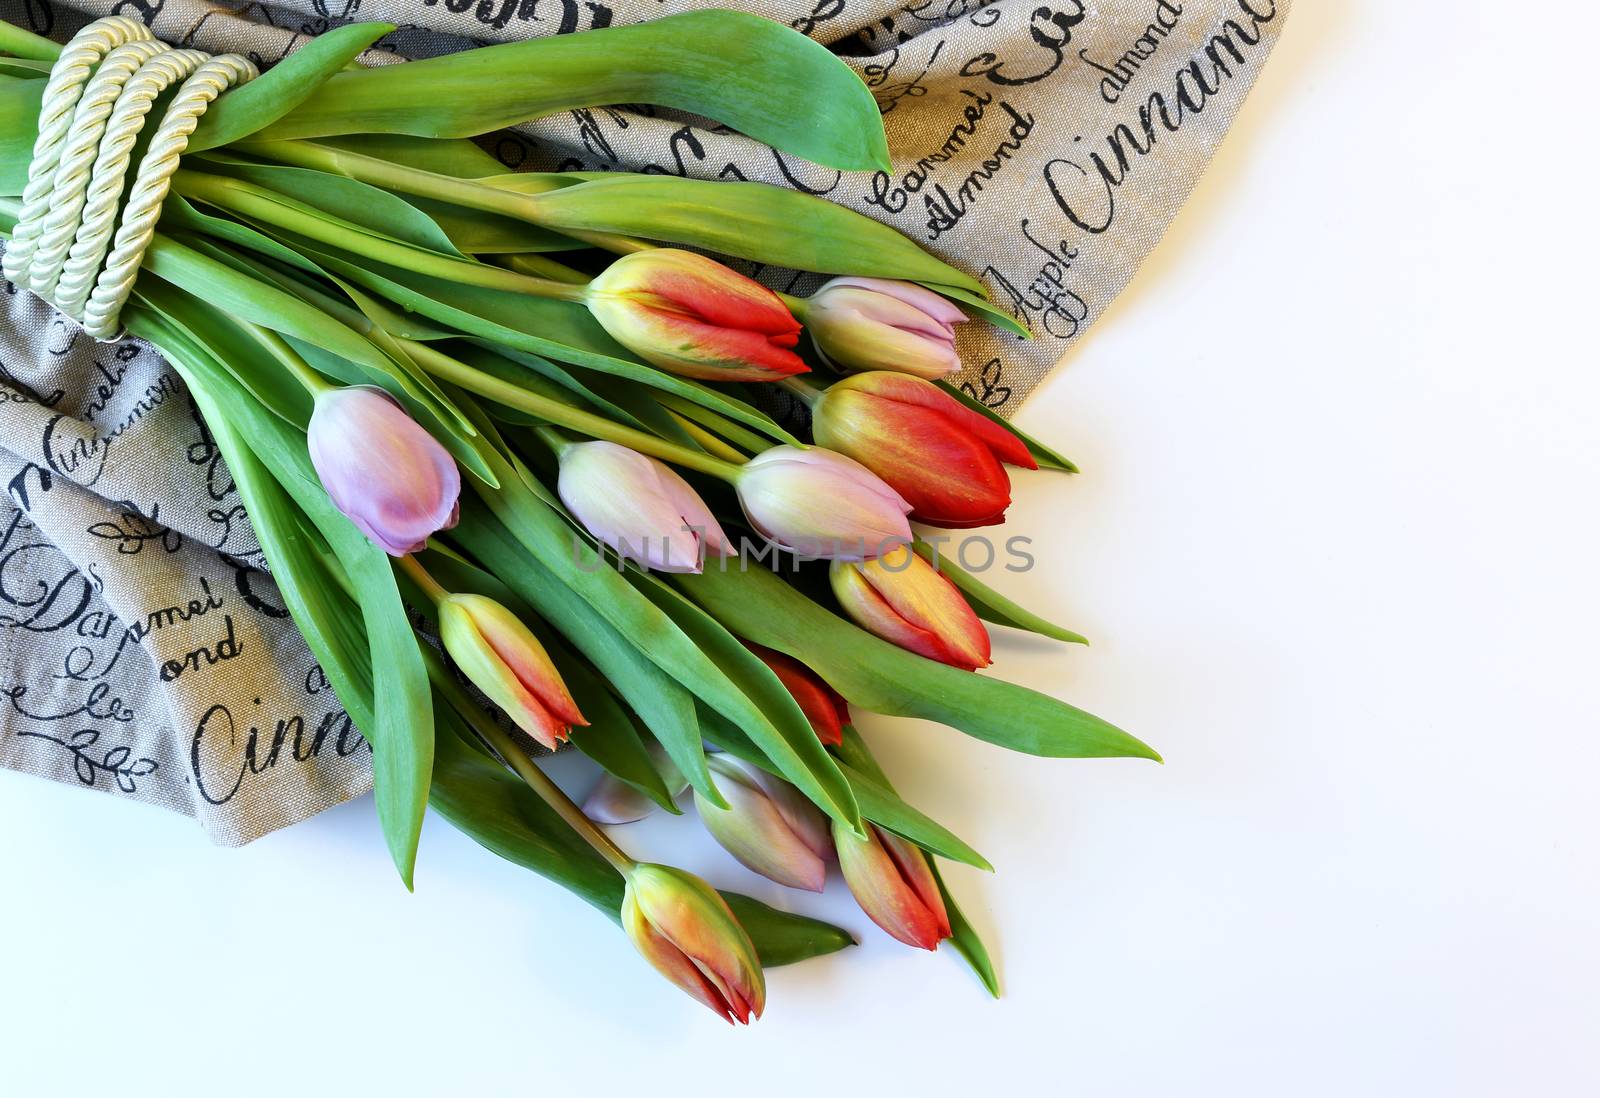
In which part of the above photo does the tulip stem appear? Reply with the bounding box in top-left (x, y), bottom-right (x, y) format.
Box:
top-left (433, 664), bottom-right (637, 875)
top-left (396, 554), bottom-right (451, 606)
top-left (777, 291), bottom-right (809, 318)
top-left (777, 376), bottom-right (823, 407)
top-left (235, 139), bottom-right (656, 256)
top-left (402, 340), bottom-right (745, 481)
top-left (237, 321), bottom-right (335, 396)
top-left (170, 169), bottom-right (591, 303)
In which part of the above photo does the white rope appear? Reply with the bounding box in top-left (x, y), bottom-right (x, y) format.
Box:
top-left (1, 15), bottom-right (151, 284)
top-left (4, 17), bottom-right (257, 341)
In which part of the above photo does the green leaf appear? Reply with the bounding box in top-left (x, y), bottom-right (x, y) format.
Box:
top-left (933, 864), bottom-right (1001, 998)
top-left (526, 174), bottom-right (985, 298)
top-left (1, 77), bottom-right (45, 195)
top-left (431, 704), bottom-right (626, 915)
top-left (139, 233), bottom-right (467, 436)
top-left (192, 154), bottom-right (469, 256)
top-left (924, 281), bottom-right (1033, 339)
top-left (0, 21), bottom-right (61, 62)
top-left (838, 763), bottom-right (992, 872)
top-left (248, 11), bottom-right (890, 173)
top-left (720, 894), bottom-right (856, 967)
top-left (188, 22), bottom-right (397, 153)
top-left (317, 133), bottom-right (511, 178)
top-left (913, 539), bottom-right (1088, 645)
top-left (936, 381), bottom-right (1080, 473)
top-left (675, 560), bottom-right (1160, 762)
top-left (127, 302), bottom-right (433, 888)
top-left (626, 572), bottom-right (861, 834)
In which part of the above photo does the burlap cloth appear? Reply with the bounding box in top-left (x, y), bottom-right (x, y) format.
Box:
top-left (0, 0), bottom-right (1289, 843)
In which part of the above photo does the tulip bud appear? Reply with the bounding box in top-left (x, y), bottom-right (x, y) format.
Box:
top-left (586, 249), bottom-right (807, 381)
top-left (583, 744), bottom-right (688, 825)
top-left (831, 544), bottom-right (991, 670)
top-left (695, 755), bottom-right (832, 892)
top-left (833, 821), bottom-right (952, 951)
top-left (746, 643), bottom-right (848, 747)
top-left (438, 594), bottom-right (586, 750)
top-left (622, 863), bottom-right (766, 1024)
top-left (811, 371), bottom-right (1037, 528)
top-left (735, 445), bottom-right (912, 560)
top-left (557, 441), bottom-right (733, 573)
top-left (804, 277), bottom-right (966, 379)
top-left (307, 386), bottom-right (460, 555)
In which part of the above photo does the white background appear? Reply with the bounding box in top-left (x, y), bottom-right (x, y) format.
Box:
top-left (4, 2), bottom-right (1597, 1094)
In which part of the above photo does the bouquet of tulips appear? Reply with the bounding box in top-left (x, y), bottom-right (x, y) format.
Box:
top-left (0, 11), bottom-right (1159, 1021)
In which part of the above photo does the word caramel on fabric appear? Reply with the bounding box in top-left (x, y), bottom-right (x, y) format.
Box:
top-left (0, 0), bottom-right (1290, 842)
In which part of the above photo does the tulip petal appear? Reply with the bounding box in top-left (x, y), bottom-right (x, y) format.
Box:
top-left (738, 446), bottom-right (912, 559)
top-left (308, 387), bottom-right (461, 557)
top-left (834, 822), bottom-right (947, 950)
top-left (747, 644), bottom-right (847, 747)
top-left (814, 389), bottom-right (1012, 528)
top-left (879, 828), bottom-right (953, 940)
top-left (843, 371), bottom-right (1037, 470)
top-left (806, 278), bottom-right (966, 378)
top-left (457, 594), bottom-right (586, 727)
top-left (858, 548), bottom-right (991, 670)
top-left (587, 249), bottom-right (806, 381)
top-left (819, 276), bottom-right (969, 331)
top-left (623, 888), bottom-right (743, 1023)
top-left (629, 865), bottom-right (766, 1022)
top-left (559, 442), bottom-right (730, 572)
top-left (698, 759), bottom-right (828, 892)
top-left (831, 560), bottom-right (959, 666)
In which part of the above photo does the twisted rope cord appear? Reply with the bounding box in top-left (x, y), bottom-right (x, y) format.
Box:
top-left (48, 48), bottom-right (210, 317)
top-left (26, 39), bottom-right (168, 296)
top-left (5, 17), bottom-right (258, 341)
top-left (81, 54), bottom-right (258, 339)
top-left (1, 15), bottom-right (152, 283)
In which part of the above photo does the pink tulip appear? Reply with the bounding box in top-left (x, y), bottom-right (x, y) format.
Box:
top-left (307, 386), bottom-right (459, 556)
top-left (696, 755), bottom-right (832, 892)
top-left (622, 864), bottom-right (766, 1024)
top-left (735, 445), bottom-right (912, 560)
top-left (556, 441), bottom-right (732, 573)
top-left (804, 277), bottom-right (966, 379)
top-left (586, 249), bottom-right (807, 381)
top-left (834, 821), bottom-right (952, 951)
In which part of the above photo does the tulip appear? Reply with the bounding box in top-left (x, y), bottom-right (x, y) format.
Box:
top-left (583, 744), bottom-right (688, 825)
top-left (746, 643), bottom-right (848, 747)
top-left (811, 371), bottom-right (1037, 528)
top-left (831, 544), bottom-right (991, 670)
top-left (803, 276), bottom-right (966, 379)
top-left (556, 440), bottom-right (733, 572)
top-left (307, 386), bottom-right (460, 555)
top-left (586, 249), bottom-right (807, 381)
top-left (622, 863), bottom-right (766, 1024)
top-left (438, 593), bottom-right (586, 750)
top-left (735, 445), bottom-right (912, 560)
top-left (833, 821), bottom-right (952, 951)
top-left (695, 755), bottom-right (832, 892)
